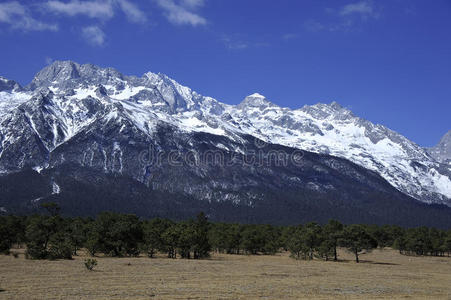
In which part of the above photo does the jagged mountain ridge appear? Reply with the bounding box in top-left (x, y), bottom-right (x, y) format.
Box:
top-left (0, 61), bottom-right (450, 210)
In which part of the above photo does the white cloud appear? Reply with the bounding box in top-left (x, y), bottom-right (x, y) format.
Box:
top-left (44, 0), bottom-right (147, 44)
top-left (0, 1), bottom-right (58, 31)
top-left (1, 0), bottom-right (208, 46)
top-left (116, 0), bottom-right (147, 23)
top-left (340, 0), bottom-right (377, 19)
top-left (45, 0), bottom-right (115, 19)
top-left (82, 25), bottom-right (106, 46)
top-left (156, 0), bottom-right (206, 26)
top-left (45, 0), bottom-right (147, 23)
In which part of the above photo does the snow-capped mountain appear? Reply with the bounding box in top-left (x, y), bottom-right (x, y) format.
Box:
top-left (0, 61), bottom-right (450, 220)
top-left (228, 95), bottom-right (451, 205)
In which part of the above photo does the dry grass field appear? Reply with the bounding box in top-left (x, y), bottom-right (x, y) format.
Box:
top-left (0, 248), bottom-right (450, 299)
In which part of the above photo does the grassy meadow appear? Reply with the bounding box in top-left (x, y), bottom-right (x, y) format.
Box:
top-left (1, 248), bottom-right (450, 299)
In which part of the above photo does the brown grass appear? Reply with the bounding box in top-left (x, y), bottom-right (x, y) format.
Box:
top-left (0, 248), bottom-right (450, 299)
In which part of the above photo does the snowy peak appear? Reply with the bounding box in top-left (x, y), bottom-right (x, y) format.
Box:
top-left (143, 71), bottom-right (194, 112)
top-left (299, 101), bottom-right (355, 120)
top-left (28, 60), bottom-right (126, 91)
top-left (439, 130), bottom-right (451, 146)
top-left (428, 130), bottom-right (451, 164)
top-left (328, 101), bottom-right (348, 112)
top-left (237, 93), bottom-right (276, 110)
top-left (30, 61), bottom-right (81, 88)
top-left (248, 92), bottom-right (265, 98)
top-left (28, 61), bottom-right (209, 114)
top-left (0, 76), bottom-right (22, 92)
top-left (0, 77), bottom-right (28, 116)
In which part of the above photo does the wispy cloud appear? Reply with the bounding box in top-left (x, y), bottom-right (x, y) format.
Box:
top-left (304, 0), bottom-right (379, 33)
top-left (282, 33), bottom-right (299, 40)
top-left (303, 20), bottom-right (326, 32)
top-left (340, 0), bottom-right (378, 19)
top-left (156, 0), bottom-right (206, 26)
top-left (221, 36), bottom-right (248, 50)
top-left (45, 0), bottom-right (115, 19)
top-left (220, 35), bottom-right (269, 51)
top-left (81, 25), bottom-right (106, 46)
top-left (43, 0), bottom-right (147, 46)
top-left (180, 0), bottom-right (204, 9)
top-left (45, 0), bottom-right (147, 23)
top-left (0, 1), bottom-right (58, 31)
top-left (116, 0), bottom-right (147, 23)
top-left (1, 0), bottom-right (209, 47)
top-left (45, 0), bottom-right (208, 26)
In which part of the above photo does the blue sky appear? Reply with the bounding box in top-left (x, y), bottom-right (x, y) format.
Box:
top-left (0, 0), bottom-right (450, 146)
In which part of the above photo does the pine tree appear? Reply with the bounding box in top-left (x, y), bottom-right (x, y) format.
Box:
top-left (323, 220), bottom-right (343, 261)
top-left (341, 224), bottom-right (377, 263)
top-left (142, 218), bottom-right (172, 258)
top-left (192, 212), bottom-right (211, 259)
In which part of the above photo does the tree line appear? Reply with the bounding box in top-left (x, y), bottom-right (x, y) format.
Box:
top-left (1, 204), bottom-right (451, 262)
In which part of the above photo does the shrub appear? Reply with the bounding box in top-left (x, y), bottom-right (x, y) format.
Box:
top-left (84, 258), bottom-right (98, 271)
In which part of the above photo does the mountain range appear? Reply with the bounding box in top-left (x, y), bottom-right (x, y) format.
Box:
top-left (0, 61), bottom-right (450, 227)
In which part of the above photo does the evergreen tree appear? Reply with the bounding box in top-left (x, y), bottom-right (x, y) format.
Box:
top-left (86, 212), bottom-right (143, 257)
top-left (368, 224), bottom-right (392, 249)
top-left (0, 216), bottom-right (26, 254)
top-left (48, 230), bottom-right (73, 260)
top-left (142, 218), bottom-right (172, 258)
top-left (260, 225), bottom-right (281, 255)
top-left (67, 217), bottom-right (88, 256)
top-left (280, 226), bottom-right (296, 251)
top-left (162, 223), bottom-right (179, 259)
top-left (25, 215), bottom-right (62, 259)
top-left (444, 231), bottom-right (451, 257)
top-left (192, 212), bottom-right (211, 259)
top-left (287, 223), bottom-right (322, 260)
top-left (241, 225), bottom-right (265, 255)
top-left (316, 237), bottom-right (335, 261)
top-left (208, 223), bottom-right (228, 253)
top-left (176, 221), bottom-right (195, 259)
top-left (393, 235), bottom-right (407, 255)
top-left (341, 224), bottom-right (377, 263)
top-left (0, 219), bottom-right (12, 254)
top-left (287, 225), bottom-right (307, 260)
top-left (302, 223), bottom-right (322, 260)
top-left (323, 220), bottom-right (343, 261)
